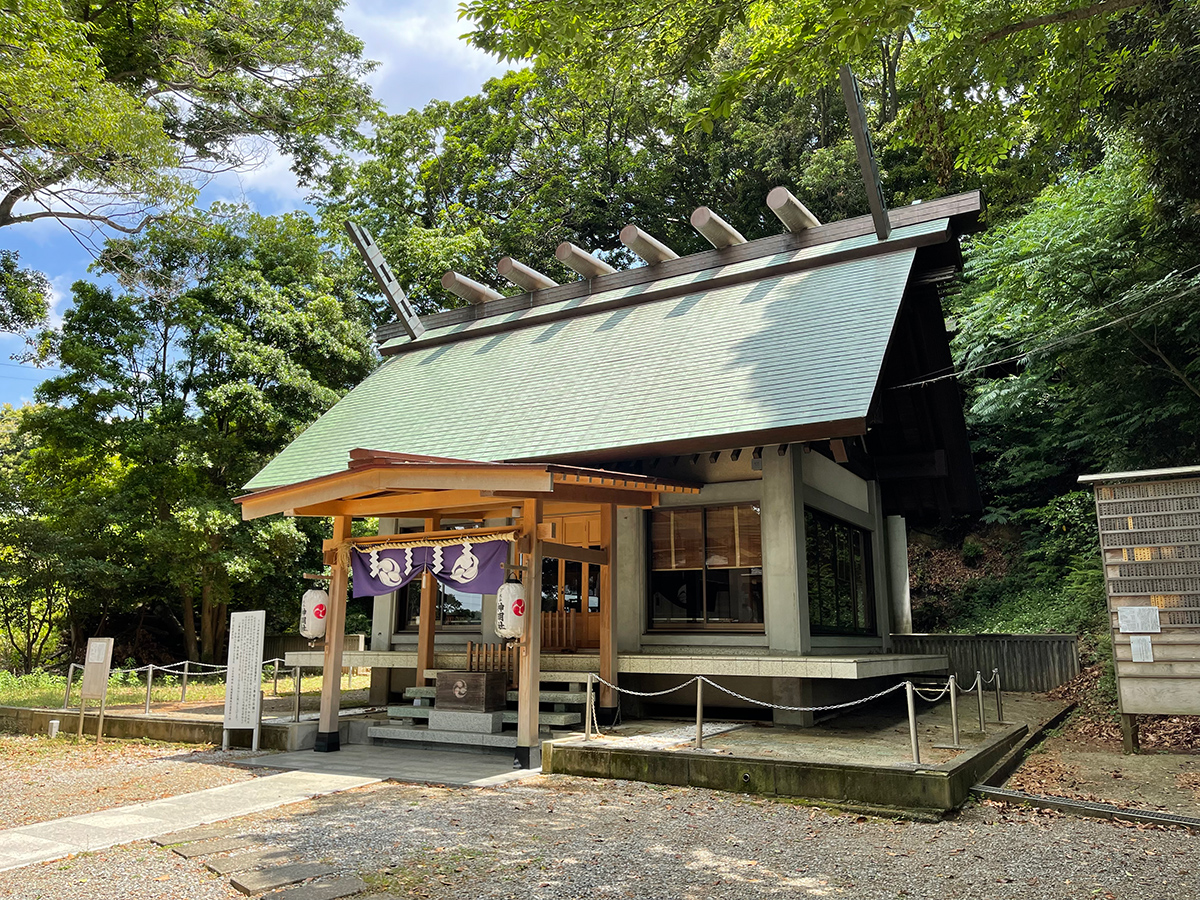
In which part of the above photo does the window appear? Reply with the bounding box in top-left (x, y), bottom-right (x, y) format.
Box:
top-left (399, 580), bottom-right (483, 630)
top-left (649, 504), bottom-right (764, 629)
top-left (805, 508), bottom-right (875, 636)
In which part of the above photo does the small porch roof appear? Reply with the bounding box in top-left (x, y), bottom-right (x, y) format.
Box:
top-left (235, 448), bottom-right (701, 521)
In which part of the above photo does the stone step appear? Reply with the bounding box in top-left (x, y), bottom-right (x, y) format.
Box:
top-left (402, 687), bottom-right (587, 704)
top-left (368, 723), bottom-right (518, 748)
top-left (386, 705), bottom-right (581, 726)
top-left (174, 835), bottom-right (263, 858)
top-left (273, 876), bottom-right (368, 900)
top-left (205, 848), bottom-right (296, 876)
top-left (231, 862), bottom-right (335, 896)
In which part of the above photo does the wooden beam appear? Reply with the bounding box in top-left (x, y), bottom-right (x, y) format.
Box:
top-left (539, 541), bottom-right (608, 567)
top-left (316, 515), bottom-right (352, 751)
top-left (485, 485), bottom-right (660, 508)
top-left (599, 503), bottom-right (618, 709)
top-left (416, 515), bottom-right (439, 686)
top-left (294, 490), bottom-right (510, 518)
top-left (239, 466), bottom-right (553, 520)
top-left (517, 498), bottom-right (544, 764)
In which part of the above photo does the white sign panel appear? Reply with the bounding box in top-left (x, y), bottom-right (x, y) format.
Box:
top-left (223, 610), bottom-right (266, 729)
top-left (1118, 606), bottom-right (1161, 634)
top-left (80, 638), bottom-right (113, 700)
top-left (1130, 635), bottom-right (1154, 663)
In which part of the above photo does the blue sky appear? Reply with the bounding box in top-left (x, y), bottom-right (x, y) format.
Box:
top-left (0, 1), bottom-right (510, 407)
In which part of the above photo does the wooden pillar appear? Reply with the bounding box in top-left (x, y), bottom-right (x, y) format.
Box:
top-left (516, 497), bottom-right (543, 768)
top-left (316, 515), bottom-right (352, 752)
top-left (415, 515), bottom-right (439, 686)
top-left (599, 503), bottom-right (618, 715)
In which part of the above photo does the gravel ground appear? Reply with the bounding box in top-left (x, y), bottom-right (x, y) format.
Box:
top-left (0, 734), bottom-right (274, 827)
top-left (5, 775), bottom-right (1196, 899)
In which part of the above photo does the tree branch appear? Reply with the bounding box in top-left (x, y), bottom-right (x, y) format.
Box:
top-left (977, 0), bottom-right (1146, 45)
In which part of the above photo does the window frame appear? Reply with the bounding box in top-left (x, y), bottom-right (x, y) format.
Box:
top-left (804, 506), bottom-right (877, 637)
top-left (646, 503), bottom-right (765, 632)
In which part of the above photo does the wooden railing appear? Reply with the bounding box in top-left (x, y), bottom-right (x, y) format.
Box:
top-left (467, 640), bottom-right (518, 687)
top-left (542, 609), bottom-right (579, 652)
top-left (890, 633), bottom-right (1080, 692)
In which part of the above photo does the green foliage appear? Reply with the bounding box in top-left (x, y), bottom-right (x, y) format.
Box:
top-left (960, 537), bottom-right (984, 568)
top-left (460, 0), bottom-right (1154, 178)
top-left (955, 144), bottom-right (1200, 507)
top-left (0, 250), bottom-right (49, 334)
top-left (0, 0), bottom-right (376, 235)
top-left (9, 209), bottom-right (376, 662)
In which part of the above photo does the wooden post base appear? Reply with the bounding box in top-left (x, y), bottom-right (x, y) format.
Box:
top-left (314, 730), bottom-right (341, 753)
top-left (514, 745), bottom-right (542, 769)
top-left (1121, 713), bottom-right (1140, 754)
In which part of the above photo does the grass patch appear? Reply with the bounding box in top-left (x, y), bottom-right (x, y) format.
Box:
top-left (0, 668), bottom-right (371, 709)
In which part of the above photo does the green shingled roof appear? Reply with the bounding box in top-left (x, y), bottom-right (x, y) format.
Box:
top-left (245, 222), bottom-right (942, 490)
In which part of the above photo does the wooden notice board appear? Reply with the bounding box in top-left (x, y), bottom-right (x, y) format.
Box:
top-left (1087, 471), bottom-right (1200, 716)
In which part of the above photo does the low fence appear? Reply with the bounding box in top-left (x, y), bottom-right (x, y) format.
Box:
top-left (891, 633), bottom-right (1079, 692)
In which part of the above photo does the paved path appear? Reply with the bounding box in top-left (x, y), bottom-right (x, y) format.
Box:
top-left (0, 769), bottom-right (379, 872)
top-left (241, 744), bottom-right (536, 787)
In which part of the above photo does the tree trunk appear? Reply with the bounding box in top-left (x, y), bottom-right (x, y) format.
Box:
top-left (200, 581), bottom-right (214, 663)
top-left (215, 602), bottom-right (229, 663)
top-left (181, 584), bottom-right (198, 661)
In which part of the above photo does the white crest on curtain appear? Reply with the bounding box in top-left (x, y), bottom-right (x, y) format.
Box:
top-left (449, 541), bottom-right (480, 583)
top-left (369, 548), bottom-right (404, 587)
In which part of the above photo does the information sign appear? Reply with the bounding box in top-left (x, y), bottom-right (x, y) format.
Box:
top-left (80, 637), bottom-right (113, 700)
top-left (1117, 606), bottom-right (1161, 634)
top-left (222, 610), bottom-right (266, 749)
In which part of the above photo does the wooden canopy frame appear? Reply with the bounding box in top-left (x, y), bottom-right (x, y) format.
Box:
top-left (234, 449), bottom-right (700, 761)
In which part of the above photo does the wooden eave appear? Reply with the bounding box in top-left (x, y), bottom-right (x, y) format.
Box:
top-left (235, 450), bottom-right (701, 520)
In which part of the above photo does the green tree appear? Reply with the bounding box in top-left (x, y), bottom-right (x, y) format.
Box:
top-left (0, 249), bottom-right (49, 334)
top-left (460, 0), bottom-right (1157, 176)
top-left (954, 144), bottom-right (1200, 507)
top-left (24, 208), bottom-right (376, 661)
top-left (1, 0), bottom-right (375, 239)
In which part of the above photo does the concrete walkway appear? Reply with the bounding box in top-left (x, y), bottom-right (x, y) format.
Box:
top-left (242, 744), bottom-right (538, 788)
top-left (0, 769), bottom-right (379, 873)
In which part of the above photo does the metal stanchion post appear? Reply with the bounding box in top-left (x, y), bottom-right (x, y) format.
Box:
top-left (993, 668), bottom-right (1006, 723)
top-left (695, 678), bottom-right (704, 750)
top-left (293, 666), bottom-right (301, 723)
top-left (584, 674), bottom-right (594, 741)
top-left (144, 666), bottom-right (154, 714)
top-left (181, 660), bottom-right (189, 702)
top-left (273, 661), bottom-right (280, 696)
top-left (976, 670), bottom-right (986, 733)
top-left (950, 675), bottom-right (960, 747)
top-left (906, 681), bottom-right (921, 764)
top-left (62, 663), bottom-right (76, 710)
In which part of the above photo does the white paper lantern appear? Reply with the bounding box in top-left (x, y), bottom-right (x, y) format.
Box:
top-left (495, 579), bottom-right (526, 639)
top-left (300, 588), bottom-right (329, 640)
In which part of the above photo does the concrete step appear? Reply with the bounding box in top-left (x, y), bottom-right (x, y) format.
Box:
top-left (386, 705), bottom-right (581, 727)
top-left (367, 724), bottom-right (518, 748)
top-left (423, 669), bottom-right (594, 682)
top-left (402, 687), bottom-right (586, 704)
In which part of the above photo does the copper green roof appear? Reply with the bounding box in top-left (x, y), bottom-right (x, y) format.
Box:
top-left (246, 218), bottom-right (953, 489)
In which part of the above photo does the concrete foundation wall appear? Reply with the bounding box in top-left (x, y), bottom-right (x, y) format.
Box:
top-left (0, 706), bottom-right (370, 751)
top-left (543, 724), bottom-right (1027, 813)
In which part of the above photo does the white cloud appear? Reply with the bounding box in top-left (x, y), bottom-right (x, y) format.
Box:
top-left (345, 0), bottom-right (513, 113)
top-left (197, 2), bottom-right (513, 215)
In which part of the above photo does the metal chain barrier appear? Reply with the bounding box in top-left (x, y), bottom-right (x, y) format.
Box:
top-left (61, 655), bottom-right (303, 716)
top-left (698, 676), bottom-right (907, 713)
